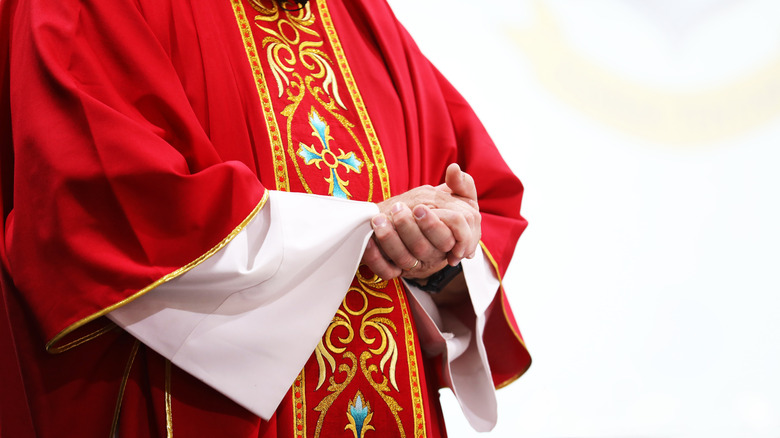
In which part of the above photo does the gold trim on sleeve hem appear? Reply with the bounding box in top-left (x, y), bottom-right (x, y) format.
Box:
top-left (46, 190), bottom-right (270, 354)
top-left (478, 241), bottom-right (532, 390)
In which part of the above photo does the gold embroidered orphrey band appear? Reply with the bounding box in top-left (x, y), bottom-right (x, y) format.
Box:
top-left (231, 1), bottom-right (426, 436)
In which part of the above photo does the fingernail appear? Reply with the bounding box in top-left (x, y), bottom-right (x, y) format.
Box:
top-left (372, 215), bottom-right (388, 227)
top-left (391, 202), bottom-right (404, 214)
top-left (413, 205), bottom-right (426, 220)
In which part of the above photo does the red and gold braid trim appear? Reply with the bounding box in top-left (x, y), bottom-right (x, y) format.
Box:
top-left (393, 279), bottom-right (427, 436)
top-left (231, 0), bottom-right (290, 191)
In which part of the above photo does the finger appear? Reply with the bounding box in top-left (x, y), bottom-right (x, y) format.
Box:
top-left (403, 258), bottom-right (449, 280)
top-left (362, 238), bottom-right (402, 279)
top-left (436, 210), bottom-right (469, 262)
top-left (413, 204), bottom-right (455, 253)
top-left (444, 163), bottom-right (478, 206)
top-left (390, 202), bottom-right (444, 263)
top-left (433, 208), bottom-right (481, 265)
top-left (378, 184), bottom-right (475, 219)
top-left (372, 209), bottom-right (418, 271)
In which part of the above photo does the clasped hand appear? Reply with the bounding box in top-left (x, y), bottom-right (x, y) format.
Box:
top-left (362, 163), bottom-right (481, 281)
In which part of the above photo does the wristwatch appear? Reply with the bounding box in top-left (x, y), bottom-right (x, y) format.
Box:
top-left (406, 263), bottom-right (463, 294)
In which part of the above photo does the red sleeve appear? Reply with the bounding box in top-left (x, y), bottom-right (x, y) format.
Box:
top-left (432, 70), bottom-right (532, 388)
top-left (2, 0), bottom-right (264, 351)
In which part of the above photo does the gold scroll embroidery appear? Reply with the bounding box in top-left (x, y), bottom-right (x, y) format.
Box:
top-left (313, 273), bottom-right (426, 437)
top-left (235, 0), bottom-right (391, 201)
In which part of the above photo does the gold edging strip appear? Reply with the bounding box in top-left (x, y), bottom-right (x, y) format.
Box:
top-left (495, 360), bottom-right (532, 390)
top-left (109, 339), bottom-right (141, 438)
top-left (55, 323), bottom-right (118, 353)
top-left (231, 0), bottom-right (290, 191)
top-left (478, 241), bottom-right (532, 390)
top-left (393, 279), bottom-right (427, 437)
top-left (46, 190), bottom-right (270, 354)
top-left (165, 359), bottom-right (173, 438)
top-left (317, 0), bottom-right (392, 201)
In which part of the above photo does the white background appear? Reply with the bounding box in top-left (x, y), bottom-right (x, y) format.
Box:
top-left (387, 0), bottom-right (780, 437)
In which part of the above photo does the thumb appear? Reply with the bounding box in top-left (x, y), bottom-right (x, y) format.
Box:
top-left (444, 163), bottom-right (477, 202)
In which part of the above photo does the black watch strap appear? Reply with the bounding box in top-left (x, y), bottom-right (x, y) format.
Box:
top-left (407, 263), bottom-right (463, 294)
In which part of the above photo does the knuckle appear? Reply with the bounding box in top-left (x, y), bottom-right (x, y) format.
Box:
top-left (396, 254), bottom-right (416, 269)
top-left (369, 258), bottom-right (399, 279)
top-left (411, 185), bottom-right (433, 199)
top-left (378, 268), bottom-right (394, 280)
top-left (394, 213), bottom-right (415, 228)
top-left (455, 214), bottom-right (468, 228)
top-left (364, 257), bottom-right (382, 272)
top-left (374, 226), bottom-right (393, 240)
top-left (416, 211), bottom-right (434, 226)
top-left (415, 220), bottom-right (432, 234)
top-left (409, 240), bottom-right (430, 257)
top-left (418, 218), bottom-right (440, 235)
top-left (364, 248), bottom-right (382, 264)
top-left (441, 236), bottom-right (456, 251)
top-left (467, 211), bottom-right (480, 227)
top-left (379, 265), bottom-right (395, 278)
top-left (451, 244), bottom-right (465, 257)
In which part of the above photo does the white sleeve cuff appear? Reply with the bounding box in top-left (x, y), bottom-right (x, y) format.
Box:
top-left (107, 190), bottom-right (378, 419)
top-left (404, 248), bottom-right (501, 432)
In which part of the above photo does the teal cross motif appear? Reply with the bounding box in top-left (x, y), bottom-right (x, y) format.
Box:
top-left (297, 109), bottom-right (363, 199)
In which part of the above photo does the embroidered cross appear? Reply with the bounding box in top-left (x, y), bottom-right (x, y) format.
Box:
top-left (297, 109), bottom-right (363, 199)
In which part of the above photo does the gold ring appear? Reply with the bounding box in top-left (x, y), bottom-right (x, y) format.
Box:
top-left (404, 259), bottom-right (420, 271)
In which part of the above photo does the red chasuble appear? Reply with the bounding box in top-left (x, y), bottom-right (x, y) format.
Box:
top-left (0, 0), bottom-right (530, 437)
